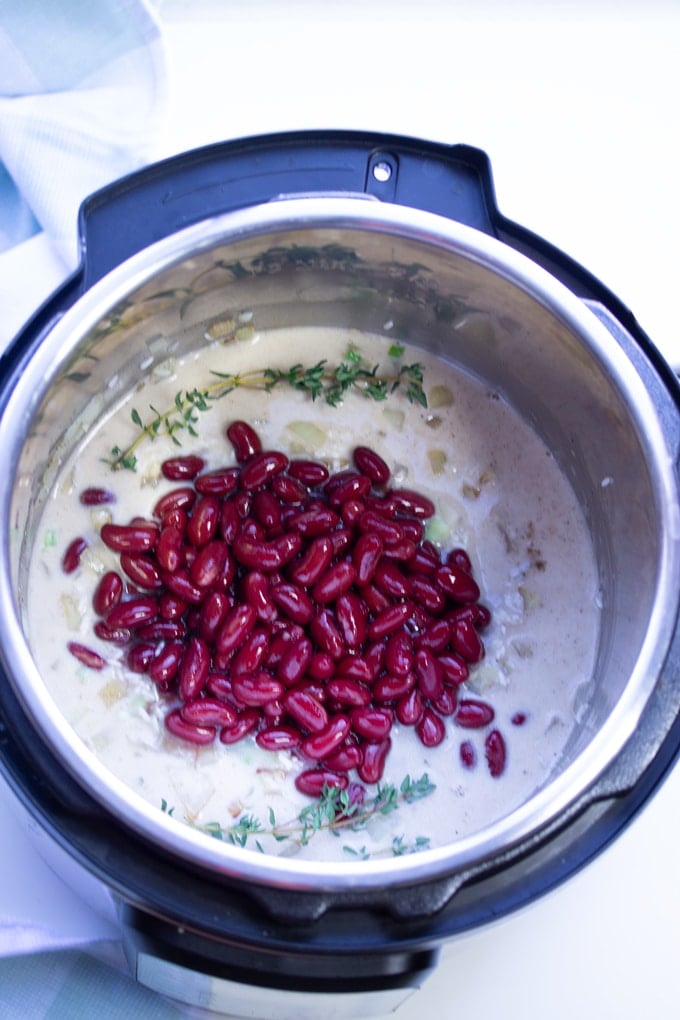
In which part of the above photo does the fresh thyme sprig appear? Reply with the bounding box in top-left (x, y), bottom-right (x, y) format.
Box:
top-left (108, 346), bottom-right (427, 471)
top-left (175, 773), bottom-right (436, 858)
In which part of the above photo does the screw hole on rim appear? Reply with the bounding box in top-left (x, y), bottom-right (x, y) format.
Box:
top-left (372, 160), bottom-right (393, 184)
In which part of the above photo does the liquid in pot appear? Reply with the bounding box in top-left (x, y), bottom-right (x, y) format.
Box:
top-left (26, 327), bottom-right (600, 861)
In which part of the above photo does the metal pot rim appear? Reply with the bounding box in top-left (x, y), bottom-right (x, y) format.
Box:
top-left (1, 195), bottom-right (678, 892)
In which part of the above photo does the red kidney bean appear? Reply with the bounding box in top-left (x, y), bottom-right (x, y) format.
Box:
top-left (289, 535), bottom-right (334, 586)
top-left (161, 455), bottom-right (205, 480)
top-left (232, 671), bottom-right (285, 707)
top-left (327, 677), bottom-right (372, 707)
top-left (216, 603), bottom-right (257, 657)
top-left (373, 672), bottom-right (415, 701)
top-left (93, 571), bottom-right (123, 615)
top-left (253, 489), bottom-right (283, 532)
top-left (165, 709), bottom-right (216, 745)
top-left (261, 698), bottom-right (285, 726)
top-left (302, 714), bottom-right (351, 760)
top-left (180, 698), bottom-right (238, 728)
top-left (327, 472), bottom-right (372, 507)
top-left (373, 559), bottom-right (411, 599)
top-left (136, 620), bottom-right (187, 642)
top-left (256, 725), bottom-right (301, 751)
top-left (226, 420), bottom-right (262, 462)
top-left (233, 533), bottom-right (302, 572)
top-left (194, 466), bottom-right (240, 496)
top-left (295, 769), bottom-right (348, 796)
top-left (241, 571), bottom-right (276, 624)
top-left (322, 744), bottom-right (363, 773)
top-left (485, 728), bottom-right (507, 777)
top-left (357, 738), bottom-right (391, 784)
top-left (287, 459), bottom-right (329, 486)
top-left (239, 450), bottom-right (288, 491)
top-left (368, 601), bottom-right (413, 639)
top-left (358, 510), bottom-right (405, 547)
top-left (106, 596), bottom-right (158, 629)
top-left (148, 641), bottom-right (185, 686)
top-left (399, 518), bottom-right (424, 544)
top-left (270, 473), bottom-right (308, 504)
top-left (416, 707), bottom-right (446, 747)
top-left (277, 635), bottom-right (313, 686)
top-left (415, 618), bottom-right (452, 653)
top-left (189, 540), bottom-right (229, 589)
top-left (352, 531), bottom-right (383, 586)
top-left (270, 582), bottom-right (313, 625)
top-left (231, 626), bottom-right (270, 675)
top-left (159, 593), bottom-right (188, 621)
top-left (385, 629), bottom-right (414, 677)
top-left (156, 526), bottom-right (183, 573)
top-left (196, 590), bottom-right (230, 642)
top-left (336, 654), bottom-right (374, 683)
top-left (62, 536), bottom-right (88, 573)
top-left (100, 522), bottom-right (157, 553)
top-left (328, 528), bottom-right (352, 557)
top-left (409, 574), bottom-right (446, 614)
top-left (387, 488), bottom-right (435, 519)
top-left (460, 739), bottom-right (476, 769)
top-left (67, 641), bottom-right (106, 670)
top-left (159, 569), bottom-right (204, 605)
top-left (434, 687), bottom-right (458, 716)
top-left (353, 446), bottom-right (390, 485)
top-left (406, 544), bottom-right (439, 577)
top-left (350, 706), bottom-right (393, 741)
top-left (414, 647), bottom-right (444, 700)
top-left (265, 627), bottom-right (302, 669)
top-left (437, 652), bottom-right (469, 686)
top-left (80, 487), bottom-right (116, 506)
top-left (177, 636), bottom-right (210, 701)
top-left (153, 487), bottom-right (196, 519)
top-left (396, 687), bottom-right (424, 726)
top-left (219, 709), bottom-right (260, 744)
top-left (455, 698), bottom-right (495, 729)
top-left (446, 547), bottom-right (473, 573)
top-left (126, 641), bottom-right (157, 672)
top-left (306, 651), bottom-right (334, 680)
top-left (120, 553), bottom-right (163, 590)
top-left (451, 617), bottom-right (485, 664)
top-left (186, 495), bottom-right (220, 547)
top-left (360, 583), bottom-right (391, 616)
top-left (435, 564), bottom-right (480, 603)
top-left (284, 688), bottom-right (328, 733)
top-left (287, 506), bottom-right (340, 537)
top-left (94, 620), bottom-right (131, 644)
top-left (312, 560), bottom-right (356, 604)
top-left (382, 539), bottom-right (417, 562)
top-left (335, 591), bottom-right (368, 648)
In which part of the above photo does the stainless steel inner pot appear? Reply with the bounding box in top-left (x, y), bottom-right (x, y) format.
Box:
top-left (1, 196), bottom-right (679, 897)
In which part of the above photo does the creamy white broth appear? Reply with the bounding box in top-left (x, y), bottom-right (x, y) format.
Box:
top-left (27, 327), bottom-right (600, 860)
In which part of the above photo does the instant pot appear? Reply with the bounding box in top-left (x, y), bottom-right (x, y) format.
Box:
top-left (0, 131), bottom-right (679, 1019)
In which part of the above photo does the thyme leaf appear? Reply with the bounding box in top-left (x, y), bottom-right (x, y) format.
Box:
top-left (108, 349), bottom-right (427, 470)
top-left (186, 773), bottom-right (436, 859)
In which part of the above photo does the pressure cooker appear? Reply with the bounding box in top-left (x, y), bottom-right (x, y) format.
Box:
top-left (0, 131), bottom-right (678, 1019)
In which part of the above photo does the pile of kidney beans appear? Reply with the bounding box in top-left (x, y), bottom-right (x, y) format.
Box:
top-left (64, 420), bottom-right (510, 795)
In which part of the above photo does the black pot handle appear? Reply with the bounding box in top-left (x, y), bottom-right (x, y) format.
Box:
top-left (78, 130), bottom-right (496, 288)
top-left (78, 129), bottom-right (646, 341)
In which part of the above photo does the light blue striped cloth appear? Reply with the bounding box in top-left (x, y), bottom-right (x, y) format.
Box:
top-left (0, 2), bottom-right (175, 1015)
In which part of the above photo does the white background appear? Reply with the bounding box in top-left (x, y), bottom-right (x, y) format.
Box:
top-left (1, 1), bottom-right (679, 1017)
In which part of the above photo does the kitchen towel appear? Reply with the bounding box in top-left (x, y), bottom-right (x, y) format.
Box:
top-left (0, 0), bottom-right (166, 350)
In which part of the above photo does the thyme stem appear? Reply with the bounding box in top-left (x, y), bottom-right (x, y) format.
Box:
top-left (188, 773), bottom-right (436, 857)
top-left (108, 352), bottom-right (427, 471)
